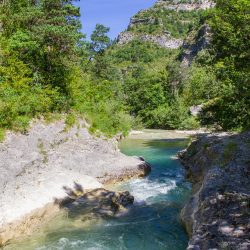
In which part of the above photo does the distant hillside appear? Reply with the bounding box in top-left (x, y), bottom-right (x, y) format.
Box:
top-left (105, 0), bottom-right (214, 129)
top-left (110, 0), bottom-right (249, 131)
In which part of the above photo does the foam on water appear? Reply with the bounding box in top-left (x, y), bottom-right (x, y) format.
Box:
top-left (36, 238), bottom-right (109, 250)
top-left (123, 178), bottom-right (177, 204)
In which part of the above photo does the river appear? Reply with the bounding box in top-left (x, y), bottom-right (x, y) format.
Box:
top-left (4, 130), bottom-right (191, 250)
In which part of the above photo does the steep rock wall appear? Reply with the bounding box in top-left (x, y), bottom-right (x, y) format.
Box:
top-left (156, 0), bottom-right (215, 11)
top-left (117, 0), bottom-right (214, 50)
top-left (117, 31), bottom-right (182, 49)
top-left (181, 24), bottom-right (212, 66)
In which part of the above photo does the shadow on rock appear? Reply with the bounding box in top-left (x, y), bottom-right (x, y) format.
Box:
top-left (54, 183), bottom-right (134, 220)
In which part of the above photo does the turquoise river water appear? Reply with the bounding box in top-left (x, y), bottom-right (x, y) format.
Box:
top-left (5, 135), bottom-right (191, 250)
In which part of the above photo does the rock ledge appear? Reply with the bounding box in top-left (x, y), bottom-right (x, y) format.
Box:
top-left (0, 118), bottom-right (151, 246)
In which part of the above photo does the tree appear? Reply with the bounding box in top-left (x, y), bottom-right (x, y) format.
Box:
top-left (210, 0), bottom-right (250, 69)
top-left (90, 24), bottom-right (111, 53)
top-left (84, 24), bottom-right (111, 73)
top-left (0, 0), bottom-right (83, 92)
top-left (201, 0), bottom-right (250, 130)
top-left (0, 0), bottom-right (85, 131)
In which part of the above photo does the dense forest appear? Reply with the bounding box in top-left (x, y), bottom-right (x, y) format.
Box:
top-left (0, 0), bottom-right (249, 140)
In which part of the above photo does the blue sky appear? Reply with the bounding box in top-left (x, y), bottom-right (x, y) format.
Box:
top-left (75, 0), bottom-right (156, 40)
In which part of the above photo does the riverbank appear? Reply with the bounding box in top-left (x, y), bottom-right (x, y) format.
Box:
top-left (0, 119), bottom-right (150, 246)
top-left (4, 129), bottom-right (192, 249)
top-left (179, 132), bottom-right (250, 250)
top-left (129, 129), bottom-right (207, 140)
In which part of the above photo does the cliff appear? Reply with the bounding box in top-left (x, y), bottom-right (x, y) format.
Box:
top-left (117, 0), bottom-right (214, 49)
top-left (117, 31), bottom-right (182, 49)
top-left (179, 132), bottom-right (250, 249)
top-left (181, 24), bottom-right (212, 66)
top-left (156, 0), bottom-right (215, 11)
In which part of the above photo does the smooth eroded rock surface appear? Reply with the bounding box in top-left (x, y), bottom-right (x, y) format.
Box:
top-left (0, 118), bottom-right (150, 245)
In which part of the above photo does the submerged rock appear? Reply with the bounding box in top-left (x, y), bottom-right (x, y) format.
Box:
top-left (179, 132), bottom-right (250, 249)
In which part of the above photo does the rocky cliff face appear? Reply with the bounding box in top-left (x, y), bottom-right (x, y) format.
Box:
top-left (117, 31), bottom-right (182, 49)
top-left (181, 24), bottom-right (212, 66)
top-left (179, 132), bottom-right (250, 250)
top-left (117, 0), bottom-right (214, 50)
top-left (156, 0), bottom-right (215, 11)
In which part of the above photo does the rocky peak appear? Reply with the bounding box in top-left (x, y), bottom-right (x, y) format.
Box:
top-left (116, 0), bottom-right (214, 50)
top-left (129, 17), bottom-right (155, 28)
top-left (155, 0), bottom-right (215, 11)
top-left (128, 9), bottom-right (156, 30)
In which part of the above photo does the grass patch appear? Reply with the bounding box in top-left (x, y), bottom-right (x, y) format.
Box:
top-left (12, 116), bottom-right (30, 134)
top-left (0, 128), bottom-right (6, 142)
top-left (64, 113), bottom-right (77, 131)
top-left (37, 139), bottom-right (48, 164)
top-left (44, 113), bottom-right (62, 124)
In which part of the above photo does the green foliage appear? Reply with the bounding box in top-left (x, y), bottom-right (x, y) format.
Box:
top-left (1, 0), bottom-right (83, 92)
top-left (0, 128), bottom-right (5, 142)
top-left (0, 1), bottom-right (131, 136)
top-left (109, 39), bottom-right (171, 64)
top-left (90, 24), bottom-right (111, 53)
top-left (183, 64), bottom-right (219, 106)
top-left (105, 41), bottom-right (171, 128)
top-left (65, 113), bottom-right (77, 129)
top-left (86, 102), bottom-right (132, 137)
top-left (148, 99), bottom-right (200, 130)
top-left (0, 53), bottom-right (63, 131)
top-left (210, 0), bottom-right (250, 68)
top-left (130, 8), bottom-right (203, 38)
top-left (198, 0), bottom-right (250, 131)
top-left (44, 113), bottom-right (62, 124)
top-left (0, 0), bottom-right (81, 133)
top-left (110, 0), bottom-right (249, 132)
top-left (1, 0), bottom-right (248, 136)
top-left (101, 40), bottom-right (200, 130)
top-left (67, 67), bottom-right (132, 136)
